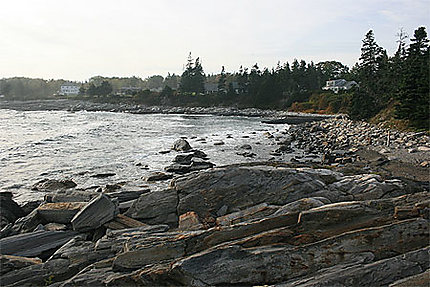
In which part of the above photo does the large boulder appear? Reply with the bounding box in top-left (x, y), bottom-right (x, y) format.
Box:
top-left (172, 139), bottom-right (192, 152)
top-left (0, 192), bottom-right (25, 228)
top-left (171, 165), bottom-right (338, 223)
top-left (0, 230), bottom-right (78, 258)
top-left (32, 178), bottom-right (77, 192)
top-left (71, 194), bottom-right (118, 232)
top-left (37, 202), bottom-right (86, 224)
top-left (125, 189), bottom-right (178, 227)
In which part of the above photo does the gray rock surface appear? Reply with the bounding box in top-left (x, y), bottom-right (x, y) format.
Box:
top-left (71, 194), bottom-right (118, 232)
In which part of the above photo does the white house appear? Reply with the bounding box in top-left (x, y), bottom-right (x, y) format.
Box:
top-left (322, 79), bottom-right (358, 93)
top-left (60, 85), bottom-right (80, 96)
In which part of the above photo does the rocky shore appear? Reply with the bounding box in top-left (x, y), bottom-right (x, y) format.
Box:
top-left (0, 99), bottom-right (333, 122)
top-left (1, 111), bottom-right (429, 286)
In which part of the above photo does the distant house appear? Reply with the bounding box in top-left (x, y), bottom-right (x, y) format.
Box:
top-left (59, 85), bottom-right (80, 96)
top-left (119, 86), bottom-right (142, 95)
top-left (322, 79), bottom-right (358, 93)
top-left (204, 83), bottom-right (218, 94)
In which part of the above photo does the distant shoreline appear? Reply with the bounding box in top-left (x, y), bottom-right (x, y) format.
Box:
top-left (0, 99), bottom-right (335, 123)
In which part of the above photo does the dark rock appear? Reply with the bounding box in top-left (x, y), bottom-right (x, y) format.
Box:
top-left (145, 172), bottom-right (173, 182)
top-left (172, 139), bottom-right (192, 152)
top-left (280, 246), bottom-right (430, 287)
top-left (71, 194), bottom-right (119, 232)
top-left (32, 178), bottom-right (77, 192)
top-left (90, 173), bottom-right (116, 178)
top-left (103, 214), bottom-right (146, 230)
top-left (105, 189), bottom-right (149, 203)
top-left (37, 202), bottom-right (86, 224)
top-left (125, 189), bottom-right (178, 227)
top-left (0, 230), bottom-right (78, 258)
top-left (0, 254), bottom-right (42, 275)
top-left (0, 192), bottom-right (25, 228)
top-left (236, 151), bottom-right (257, 157)
top-left (10, 209), bottom-right (44, 234)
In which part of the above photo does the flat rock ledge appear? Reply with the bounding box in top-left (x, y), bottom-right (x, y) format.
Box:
top-left (0, 163), bottom-right (428, 286)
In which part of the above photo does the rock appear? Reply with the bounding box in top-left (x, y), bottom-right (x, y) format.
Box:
top-left (178, 212), bottom-right (205, 230)
top-left (280, 247), bottom-right (430, 287)
top-left (32, 178), bottom-right (77, 192)
top-left (239, 144), bottom-right (252, 150)
top-left (417, 146), bottom-right (430, 152)
top-left (420, 161), bottom-right (429, 167)
top-left (408, 148), bottom-right (417, 153)
top-left (158, 150), bottom-right (171, 154)
top-left (145, 172), bottom-right (173, 181)
top-left (45, 190), bottom-right (98, 203)
top-left (103, 214), bottom-right (146, 230)
top-left (172, 139), bottom-right (192, 152)
top-left (390, 268), bottom-right (430, 287)
top-left (273, 197), bottom-right (329, 216)
top-left (105, 189), bottom-right (149, 203)
top-left (125, 189), bottom-right (178, 227)
top-left (236, 151), bottom-right (257, 157)
top-left (0, 255), bottom-right (42, 275)
top-left (167, 219), bottom-right (428, 286)
top-left (20, 200), bottom-right (43, 216)
top-left (171, 165), bottom-right (338, 223)
top-left (0, 230), bottom-right (78, 258)
top-left (0, 258), bottom-right (74, 287)
top-left (10, 209), bottom-right (44, 235)
top-left (213, 140), bottom-right (225, 146)
top-left (71, 194), bottom-right (119, 232)
top-left (216, 203), bottom-right (278, 226)
top-left (90, 173), bottom-right (116, 178)
top-left (37, 202), bottom-right (86, 224)
top-left (45, 223), bottom-right (68, 231)
top-left (164, 163), bottom-right (191, 174)
top-left (0, 192), bottom-right (25, 228)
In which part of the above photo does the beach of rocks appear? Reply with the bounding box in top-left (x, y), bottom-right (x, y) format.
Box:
top-left (0, 104), bottom-right (429, 286)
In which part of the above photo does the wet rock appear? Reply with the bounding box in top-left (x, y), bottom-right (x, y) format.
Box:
top-left (37, 202), bottom-right (86, 224)
top-left (172, 139), bottom-right (192, 152)
top-left (239, 144), bottom-right (252, 150)
top-left (32, 178), bottom-right (77, 192)
top-left (164, 163), bottom-right (191, 174)
top-left (105, 189), bottom-right (149, 203)
top-left (71, 194), bottom-right (119, 232)
top-left (45, 190), bottom-right (98, 203)
top-left (236, 151), bottom-right (257, 157)
top-left (0, 192), bottom-right (25, 228)
top-left (0, 230), bottom-right (78, 258)
top-left (125, 188), bottom-right (178, 227)
top-left (90, 173), bottom-right (116, 178)
top-left (145, 172), bottom-right (173, 182)
top-left (213, 140), bottom-right (225, 146)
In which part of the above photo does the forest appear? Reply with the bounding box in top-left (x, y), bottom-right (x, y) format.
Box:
top-left (1, 27), bottom-right (428, 130)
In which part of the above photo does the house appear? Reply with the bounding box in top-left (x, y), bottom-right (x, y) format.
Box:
top-left (322, 79), bottom-right (358, 93)
top-left (119, 86), bottom-right (142, 95)
top-left (59, 85), bottom-right (80, 96)
top-left (204, 83), bottom-right (218, 94)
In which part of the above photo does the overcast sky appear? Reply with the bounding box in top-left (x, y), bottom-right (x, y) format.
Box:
top-left (0, 0), bottom-right (429, 81)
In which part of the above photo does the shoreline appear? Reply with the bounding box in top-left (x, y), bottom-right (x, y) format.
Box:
top-left (0, 98), bottom-right (335, 121)
top-left (0, 101), bottom-right (429, 286)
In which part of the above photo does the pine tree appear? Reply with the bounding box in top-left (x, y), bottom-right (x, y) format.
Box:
top-left (179, 53), bottom-right (205, 94)
top-left (396, 27), bottom-right (430, 130)
top-left (217, 66), bottom-right (226, 94)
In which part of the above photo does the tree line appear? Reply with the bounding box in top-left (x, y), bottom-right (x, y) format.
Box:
top-left (1, 26), bottom-right (428, 130)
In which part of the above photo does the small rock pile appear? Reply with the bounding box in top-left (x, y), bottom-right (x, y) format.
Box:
top-left (276, 117), bottom-right (430, 164)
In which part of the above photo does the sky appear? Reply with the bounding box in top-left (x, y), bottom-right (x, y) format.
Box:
top-left (0, 0), bottom-right (429, 81)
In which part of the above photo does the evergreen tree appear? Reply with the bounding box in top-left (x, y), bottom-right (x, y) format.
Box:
top-left (217, 66), bottom-right (227, 93)
top-left (179, 53), bottom-right (205, 93)
top-left (396, 27), bottom-right (430, 130)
